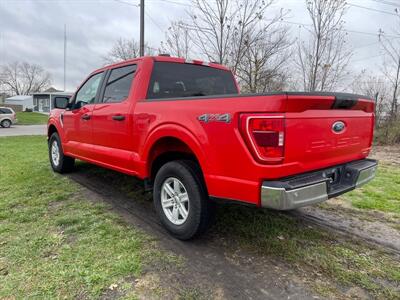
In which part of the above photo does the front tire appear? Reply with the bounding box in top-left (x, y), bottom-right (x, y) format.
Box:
top-left (49, 132), bottom-right (75, 173)
top-left (153, 160), bottom-right (213, 240)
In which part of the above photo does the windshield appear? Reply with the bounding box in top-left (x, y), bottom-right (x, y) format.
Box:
top-left (147, 62), bottom-right (238, 100)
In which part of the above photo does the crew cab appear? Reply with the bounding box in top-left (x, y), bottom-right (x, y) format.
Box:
top-left (48, 56), bottom-right (377, 239)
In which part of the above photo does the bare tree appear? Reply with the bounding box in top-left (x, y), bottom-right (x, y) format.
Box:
top-left (188, 0), bottom-right (279, 67)
top-left (0, 62), bottom-right (51, 95)
top-left (351, 71), bottom-right (392, 126)
top-left (379, 14), bottom-right (400, 120)
top-left (186, 0), bottom-right (290, 92)
top-left (236, 26), bottom-right (291, 93)
top-left (188, 0), bottom-right (235, 65)
top-left (227, 0), bottom-right (280, 75)
top-left (161, 21), bottom-right (192, 59)
top-left (295, 0), bottom-right (352, 92)
top-left (103, 38), bottom-right (156, 64)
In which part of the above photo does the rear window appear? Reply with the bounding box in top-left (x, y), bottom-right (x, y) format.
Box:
top-left (147, 62), bottom-right (238, 100)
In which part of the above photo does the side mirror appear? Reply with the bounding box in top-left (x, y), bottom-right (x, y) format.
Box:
top-left (54, 97), bottom-right (70, 109)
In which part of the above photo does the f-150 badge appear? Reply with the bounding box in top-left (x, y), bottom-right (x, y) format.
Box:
top-left (198, 113), bottom-right (231, 123)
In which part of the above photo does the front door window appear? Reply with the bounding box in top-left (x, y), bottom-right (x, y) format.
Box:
top-left (75, 72), bottom-right (104, 107)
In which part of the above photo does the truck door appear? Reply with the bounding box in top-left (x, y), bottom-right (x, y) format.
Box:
top-left (91, 64), bottom-right (137, 172)
top-left (62, 71), bottom-right (104, 158)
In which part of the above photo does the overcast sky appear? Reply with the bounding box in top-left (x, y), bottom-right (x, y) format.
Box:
top-left (0, 0), bottom-right (399, 92)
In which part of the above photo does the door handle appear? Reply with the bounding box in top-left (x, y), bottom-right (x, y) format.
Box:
top-left (112, 115), bottom-right (125, 121)
top-left (81, 114), bottom-right (91, 120)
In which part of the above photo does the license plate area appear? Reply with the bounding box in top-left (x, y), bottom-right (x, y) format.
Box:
top-left (267, 159), bottom-right (377, 198)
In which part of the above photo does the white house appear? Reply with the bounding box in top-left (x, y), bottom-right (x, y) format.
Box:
top-left (32, 92), bottom-right (72, 113)
top-left (4, 95), bottom-right (34, 111)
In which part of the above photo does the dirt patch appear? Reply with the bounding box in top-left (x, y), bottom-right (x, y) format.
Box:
top-left (289, 203), bottom-right (400, 254)
top-left (370, 145), bottom-right (400, 166)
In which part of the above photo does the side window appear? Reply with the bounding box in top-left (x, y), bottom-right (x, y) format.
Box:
top-left (0, 108), bottom-right (11, 114)
top-left (102, 65), bottom-right (136, 103)
top-left (75, 72), bottom-right (104, 105)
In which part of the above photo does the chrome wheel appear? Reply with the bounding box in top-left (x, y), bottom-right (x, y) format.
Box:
top-left (161, 177), bottom-right (190, 225)
top-left (51, 140), bottom-right (60, 167)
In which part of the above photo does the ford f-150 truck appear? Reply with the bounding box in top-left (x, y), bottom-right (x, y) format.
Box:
top-left (48, 55), bottom-right (377, 239)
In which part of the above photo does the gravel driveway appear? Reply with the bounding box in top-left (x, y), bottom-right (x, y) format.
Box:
top-left (0, 125), bottom-right (46, 137)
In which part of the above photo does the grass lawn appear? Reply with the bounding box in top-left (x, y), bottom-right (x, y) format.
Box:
top-left (16, 112), bottom-right (48, 125)
top-left (341, 163), bottom-right (400, 214)
top-left (0, 136), bottom-right (177, 298)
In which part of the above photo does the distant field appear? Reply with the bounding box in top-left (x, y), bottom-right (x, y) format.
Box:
top-left (16, 112), bottom-right (48, 125)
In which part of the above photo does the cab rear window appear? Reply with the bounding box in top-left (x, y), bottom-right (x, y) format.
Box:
top-left (146, 62), bottom-right (238, 100)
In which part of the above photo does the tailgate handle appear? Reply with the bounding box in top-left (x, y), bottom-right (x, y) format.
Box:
top-left (112, 115), bottom-right (125, 121)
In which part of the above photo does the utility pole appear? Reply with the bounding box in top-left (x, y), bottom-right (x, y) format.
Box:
top-left (139, 0), bottom-right (144, 56)
top-left (63, 24), bottom-right (67, 91)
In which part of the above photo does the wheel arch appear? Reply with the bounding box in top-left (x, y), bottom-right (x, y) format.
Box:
top-left (149, 137), bottom-right (195, 176)
top-left (143, 125), bottom-right (209, 185)
top-left (47, 123), bottom-right (58, 139)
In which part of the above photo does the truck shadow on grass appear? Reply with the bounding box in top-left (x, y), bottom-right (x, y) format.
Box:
top-left (70, 161), bottom-right (400, 300)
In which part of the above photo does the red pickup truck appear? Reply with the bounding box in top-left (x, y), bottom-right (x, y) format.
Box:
top-left (48, 56), bottom-right (377, 239)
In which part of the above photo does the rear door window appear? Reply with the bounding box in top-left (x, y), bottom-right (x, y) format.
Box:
top-left (147, 62), bottom-right (238, 100)
top-left (102, 65), bottom-right (136, 103)
top-left (0, 108), bottom-right (12, 114)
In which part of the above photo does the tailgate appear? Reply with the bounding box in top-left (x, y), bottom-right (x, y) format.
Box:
top-left (284, 93), bottom-right (374, 171)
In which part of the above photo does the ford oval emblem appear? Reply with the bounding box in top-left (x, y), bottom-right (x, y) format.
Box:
top-left (332, 121), bottom-right (345, 133)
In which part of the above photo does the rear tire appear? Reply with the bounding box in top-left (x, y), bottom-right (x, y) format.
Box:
top-left (153, 160), bottom-right (214, 240)
top-left (1, 119), bottom-right (11, 128)
top-left (49, 132), bottom-right (75, 173)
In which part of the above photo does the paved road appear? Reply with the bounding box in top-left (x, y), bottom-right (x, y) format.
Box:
top-left (0, 125), bottom-right (46, 137)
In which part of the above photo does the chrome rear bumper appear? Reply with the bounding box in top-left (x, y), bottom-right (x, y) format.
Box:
top-left (261, 159), bottom-right (377, 210)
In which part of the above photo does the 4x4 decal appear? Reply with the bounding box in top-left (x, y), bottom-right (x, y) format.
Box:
top-left (198, 113), bottom-right (231, 123)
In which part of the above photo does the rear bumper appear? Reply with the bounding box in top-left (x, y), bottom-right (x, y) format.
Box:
top-left (261, 159), bottom-right (377, 210)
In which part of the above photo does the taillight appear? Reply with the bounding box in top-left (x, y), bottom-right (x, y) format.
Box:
top-left (239, 114), bottom-right (285, 164)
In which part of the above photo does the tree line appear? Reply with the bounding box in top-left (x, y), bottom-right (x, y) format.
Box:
top-left (105, 0), bottom-right (399, 143)
top-left (1, 0), bottom-right (398, 143)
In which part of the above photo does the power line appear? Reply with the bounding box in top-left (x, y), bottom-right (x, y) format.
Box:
top-left (147, 0), bottom-right (192, 7)
top-left (282, 20), bottom-right (400, 39)
top-left (354, 40), bottom-right (380, 49)
top-left (368, 0), bottom-right (400, 7)
top-left (113, 0), bottom-right (139, 7)
top-left (347, 3), bottom-right (399, 16)
top-left (113, 0), bottom-right (167, 34)
top-left (353, 53), bottom-right (384, 62)
top-left (141, 1), bottom-right (400, 38)
top-left (144, 9), bottom-right (165, 34)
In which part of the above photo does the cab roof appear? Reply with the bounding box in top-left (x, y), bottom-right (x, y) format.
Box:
top-left (95, 55), bottom-right (231, 74)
